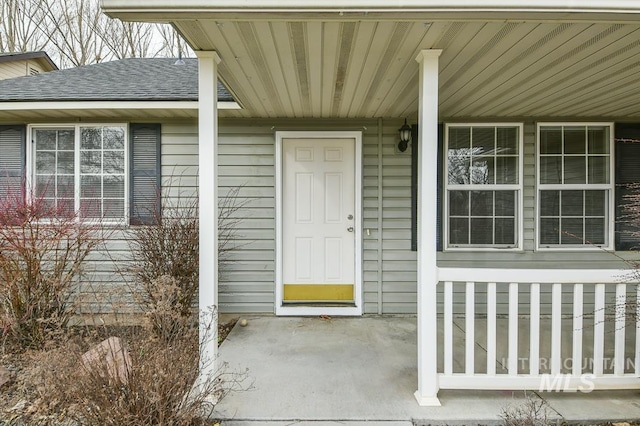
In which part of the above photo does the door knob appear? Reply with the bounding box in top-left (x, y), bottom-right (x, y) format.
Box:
top-left (347, 227), bottom-right (354, 232)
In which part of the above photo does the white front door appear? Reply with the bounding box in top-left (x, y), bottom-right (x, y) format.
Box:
top-left (276, 132), bottom-right (362, 316)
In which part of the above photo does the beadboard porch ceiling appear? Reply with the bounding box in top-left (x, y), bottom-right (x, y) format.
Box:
top-left (103, 1), bottom-right (640, 120)
top-left (178, 19), bottom-right (640, 120)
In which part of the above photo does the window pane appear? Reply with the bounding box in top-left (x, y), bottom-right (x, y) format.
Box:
top-left (36, 151), bottom-right (55, 174)
top-left (81, 127), bottom-right (102, 150)
top-left (104, 151), bottom-right (125, 174)
top-left (585, 190), bottom-right (606, 216)
top-left (58, 130), bottom-right (74, 151)
top-left (495, 191), bottom-right (515, 216)
top-left (104, 127), bottom-right (125, 149)
top-left (103, 175), bottom-right (125, 198)
top-left (588, 156), bottom-right (609, 184)
top-left (540, 156), bottom-right (561, 184)
top-left (80, 199), bottom-right (102, 219)
top-left (449, 127), bottom-right (470, 150)
top-left (103, 200), bottom-right (125, 219)
top-left (35, 129), bottom-right (56, 150)
top-left (585, 218), bottom-right (605, 245)
top-left (540, 190), bottom-right (560, 216)
top-left (81, 151), bottom-right (102, 174)
top-left (563, 156), bottom-right (586, 184)
top-left (561, 218), bottom-right (584, 244)
top-left (57, 175), bottom-right (74, 198)
top-left (588, 127), bottom-right (609, 154)
top-left (57, 151), bottom-right (74, 174)
top-left (497, 127), bottom-right (518, 154)
top-left (80, 175), bottom-right (101, 198)
top-left (449, 218), bottom-right (469, 245)
top-left (470, 191), bottom-right (493, 216)
top-left (561, 191), bottom-right (584, 216)
top-left (449, 191), bottom-right (469, 216)
top-left (496, 156), bottom-right (517, 184)
top-left (58, 199), bottom-right (75, 218)
top-left (564, 127), bottom-right (586, 154)
top-left (471, 156), bottom-right (494, 184)
top-left (540, 127), bottom-right (562, 154)
top-left (470, 218), bottom-right (493, 244)
top-left (495, 218), bottom-right (515, 244)
top-left (472, 127), bottom-right (495, 155)
top-left (36, 175), bottom-right (54, 198)
top-left (448, 154), bottom-right (470, 184)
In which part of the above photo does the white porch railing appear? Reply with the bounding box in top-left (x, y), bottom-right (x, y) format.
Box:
top-left (435, 268), bottom-right (640, 392)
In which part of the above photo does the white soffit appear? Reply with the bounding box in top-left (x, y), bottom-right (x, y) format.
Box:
top-left (174, 20), bottom-right (640, 119)
top-left (101, 1), bottom-right (640, 119)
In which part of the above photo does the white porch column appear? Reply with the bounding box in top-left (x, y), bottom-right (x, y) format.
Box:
top-left (415, 49), bottom-right (442, 407)
top-left (197, 51), bottom-right (221, 377)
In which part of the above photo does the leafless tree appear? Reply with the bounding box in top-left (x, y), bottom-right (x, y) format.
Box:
top-left (156, 24), bottom-right (194, 59)
top-left (34, 0), bottom-right (110, 68)
top-left (0, 0), bottom-right (48, 53)
top-left (0, 0), bottom-right (193, 69)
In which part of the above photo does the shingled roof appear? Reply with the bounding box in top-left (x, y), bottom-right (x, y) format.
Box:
top-left (0, 57), bottom-right (232, 102)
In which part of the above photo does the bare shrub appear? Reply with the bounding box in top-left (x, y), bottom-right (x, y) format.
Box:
top-left (500, 394), bottom-right (555, 426)
top-left (23, 312), bottom-right (240, 426)
top-left (0, 187), bottom-right (105, 350)
top-left (127, 186), bottom-right (248, 340)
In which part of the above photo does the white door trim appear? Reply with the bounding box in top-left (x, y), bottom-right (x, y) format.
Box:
top-left (275, 131), bottom-right (363, 316)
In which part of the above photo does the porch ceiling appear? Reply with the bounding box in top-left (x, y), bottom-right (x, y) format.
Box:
top-left (174, 19), bottom-right (640, 120)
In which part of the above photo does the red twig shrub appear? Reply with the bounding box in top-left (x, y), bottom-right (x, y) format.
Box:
top-left (0, 187), bottom-right (103, 349)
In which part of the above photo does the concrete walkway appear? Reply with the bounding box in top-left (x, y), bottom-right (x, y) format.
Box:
top-left (214, 316), bottom-right (640, 425)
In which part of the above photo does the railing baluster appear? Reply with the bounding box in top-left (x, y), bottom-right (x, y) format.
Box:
top-left (444, 281), bottom-right (453, 376)
top-left (508, 282), bottom-right (518, 375)
top-left (487, 282), bottom-right (497, 375)
top-left (530, 283), bottom-right (540, 376)
top-left (594, 283), bottom-right (605, 376)
top-left (572, 284), bottom-right (583, 377)
top-left (466, 281), bottom-right (475, 375)
top-left (551, 283), bottom-right (562, 375)
top-left (615, 283), bottom-right (626, 376)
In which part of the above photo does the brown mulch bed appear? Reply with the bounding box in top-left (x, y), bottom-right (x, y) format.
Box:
top-left (0, 318), bottom-right (238, 425)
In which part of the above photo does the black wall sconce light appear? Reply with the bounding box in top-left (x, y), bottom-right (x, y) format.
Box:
top-left (398, 118), bottom-right (412, 152)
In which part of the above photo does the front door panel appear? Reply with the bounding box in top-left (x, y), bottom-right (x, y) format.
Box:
top-left (282, 138), bottom-right (355, 303)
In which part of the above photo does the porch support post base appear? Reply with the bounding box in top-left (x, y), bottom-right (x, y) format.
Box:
top-left (415, 48), bottom-right (443, 406)
top-left (197, 50), bottom-right (221, 379)
top-left (414, 391), bottom-right (442, 407)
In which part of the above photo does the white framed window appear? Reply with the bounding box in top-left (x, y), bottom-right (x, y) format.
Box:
top-left (29, 124), bottom-right (128, 223)
top-left (537, 123), bottom-right (614, 250)
top-left (444, 123), bottom-right (524, 250)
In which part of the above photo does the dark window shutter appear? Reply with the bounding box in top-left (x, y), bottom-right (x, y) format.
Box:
top-left (410, 123), bottom-right (443, 252)
top-left (615, 123), bottom-right (640, 250)
top-left (0, 125), bottom-right (25, 198)
top-left (130, 123), bottom-right (161, 225)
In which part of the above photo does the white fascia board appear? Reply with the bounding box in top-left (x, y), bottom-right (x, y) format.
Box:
top-left (0, 101), bottom-right (240, 111)
top-left (102, 0), bottom-right (640, 14)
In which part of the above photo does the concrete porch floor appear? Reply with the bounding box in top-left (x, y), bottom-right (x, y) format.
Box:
top-left (214, 316), bottom-right (640, 425)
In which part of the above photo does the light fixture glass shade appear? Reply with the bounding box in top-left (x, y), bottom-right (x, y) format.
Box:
top-left (398, 118), bottom-right (411, 152)
top-left (399, 119), bottom-right (411, 142)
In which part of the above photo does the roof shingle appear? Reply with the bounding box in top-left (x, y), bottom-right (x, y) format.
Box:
top-left (0, 58), bottom-right (232, 102)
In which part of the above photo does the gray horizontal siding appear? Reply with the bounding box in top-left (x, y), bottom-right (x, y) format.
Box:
top-left (52, 117), bottom-right (640, 317)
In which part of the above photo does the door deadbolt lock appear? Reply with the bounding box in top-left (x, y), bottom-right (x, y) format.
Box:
top-left (347, 214), bottom-right (354, 220)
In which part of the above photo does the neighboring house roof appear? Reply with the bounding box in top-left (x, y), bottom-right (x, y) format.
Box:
top-left (0, 51), bottom-right (58, 71)
top-left (0, 57), bottom-right (232, 102)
